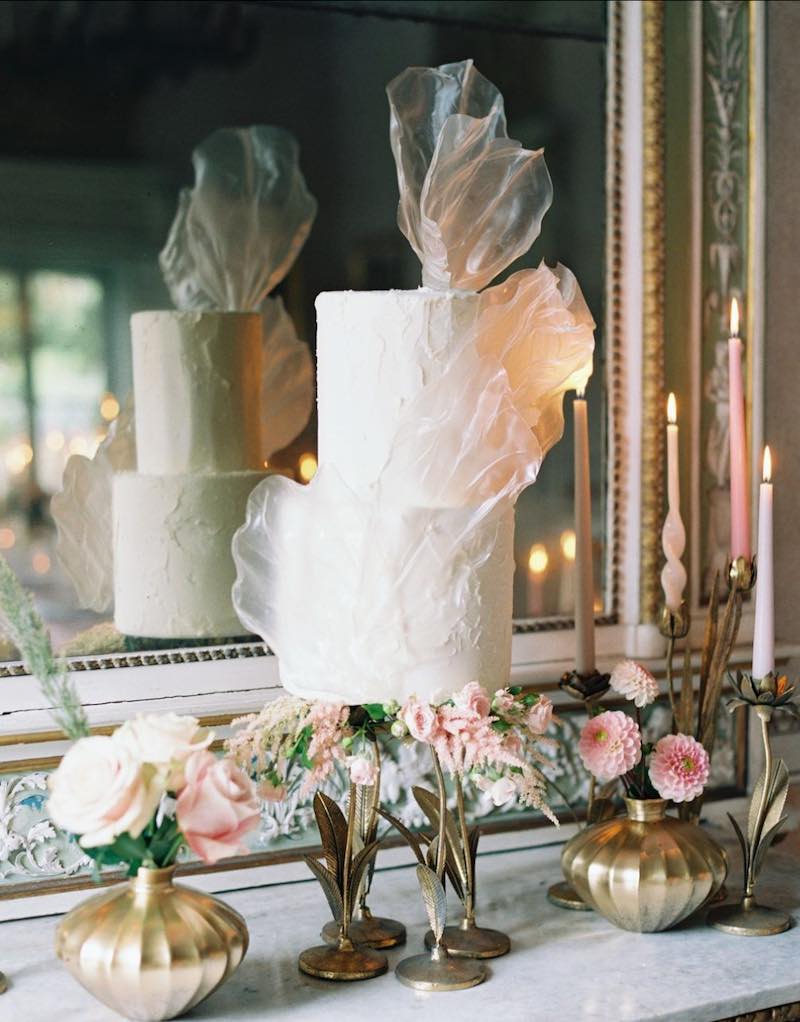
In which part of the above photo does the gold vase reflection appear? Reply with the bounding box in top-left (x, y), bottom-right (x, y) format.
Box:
top-left (563, 798), bottom-right (727, 932)
top-left (56, 866), bottom-right (248, 1021)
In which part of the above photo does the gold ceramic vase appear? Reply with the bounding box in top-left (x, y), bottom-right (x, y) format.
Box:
top-left (563, 798), bottom-right (727, 932)
top-left (56, 866), bottom-right (248, 1021)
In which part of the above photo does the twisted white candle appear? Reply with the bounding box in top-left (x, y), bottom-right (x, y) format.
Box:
top-left (661, 393), bottom-right (687, 612)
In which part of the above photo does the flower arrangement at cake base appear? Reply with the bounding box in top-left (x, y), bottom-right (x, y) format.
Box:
top-left (229, 681), bottom-right (556, 988)
top-left (49, 714), bottom-right (261, 1022)
top-left (561, 661), bottom-right (727, 933)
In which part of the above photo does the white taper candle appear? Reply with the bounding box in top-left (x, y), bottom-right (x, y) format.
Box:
top-left (752, 446), bottom-right (774, 679)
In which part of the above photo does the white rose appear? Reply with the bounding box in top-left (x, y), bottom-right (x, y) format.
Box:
top-left (114, 713), bottom-right (213, 790)
top-left (48, 736), bottom-right (162, 848)
top-left (485, 776), bottom-right (517, 807)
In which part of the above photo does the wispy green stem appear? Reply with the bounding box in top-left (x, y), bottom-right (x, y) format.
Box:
top-left (0, 554), bottom-right (89, 740)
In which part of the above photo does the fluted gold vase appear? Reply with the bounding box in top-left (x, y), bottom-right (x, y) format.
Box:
top-left (563, 798), bottom-right (727, 932)
top-left (56, 866), bottom-right (248, 1021)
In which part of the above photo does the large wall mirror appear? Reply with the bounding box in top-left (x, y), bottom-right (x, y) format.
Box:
top-left (0, 0), bottom-right (608, 665)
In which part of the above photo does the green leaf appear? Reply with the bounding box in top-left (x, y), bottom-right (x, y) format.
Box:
top-left (362, 703), bottom-right (387, 722)
top-left (491, 720), bottom-right (511, 733)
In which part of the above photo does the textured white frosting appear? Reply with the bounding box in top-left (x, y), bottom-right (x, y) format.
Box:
top-left (131, 311), bottom-right (263, 475)
top-left (316, 289), bottom-right (479, 502)
top-left (113, 470), bottom-right (265, 638)
top-left (233, 470), bottom-right (515, 704)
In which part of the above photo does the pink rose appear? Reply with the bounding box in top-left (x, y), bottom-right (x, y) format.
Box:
top-left (526, 695), bottom-right (554, 734)
top-left (176, 751), bottom-right (261, 864)
top-left (648, 733), bottom-right (710, 803)
top-left (453, 681), bottom-right (491, 718)
top-left (347, 756), bottom-right (377, 786)
top-left (492, 689), bottom-right (515, 714)
top-left (401, 698), bottom-right (438, 742)
top-left (578, 710), bottom-right (641, 782)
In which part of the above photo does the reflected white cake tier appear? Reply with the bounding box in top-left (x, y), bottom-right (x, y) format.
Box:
top-left (131, 311), bottom-right (264, 475)
top-left (113, 470), bottom-right (266, 638)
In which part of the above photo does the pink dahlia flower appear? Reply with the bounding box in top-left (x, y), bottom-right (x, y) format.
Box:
top-left (648, 733), bottom-right (710, 803)
top-left (578, 710), bottom-right (641, 782)
top-left (609, 659), bottom-right (659, 708)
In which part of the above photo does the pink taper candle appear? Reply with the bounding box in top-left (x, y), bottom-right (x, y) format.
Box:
top-left (728, 298), bottom-right (751, 560)
top-left (752, 446), bottom-right (774, 679)
top-left (573, 388), bottom-right (595, 674)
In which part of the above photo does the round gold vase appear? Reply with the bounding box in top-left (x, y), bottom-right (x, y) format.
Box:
top-left (56, 866), bottom-right (248, 1021)
top-left (562, 798), bottom-right (727, 932)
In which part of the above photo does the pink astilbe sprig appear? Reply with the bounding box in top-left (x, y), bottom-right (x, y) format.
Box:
top-left (226, 695), bottom-right (352, 798)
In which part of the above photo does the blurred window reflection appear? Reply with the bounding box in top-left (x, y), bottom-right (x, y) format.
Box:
top-left (0, 268), bottom-right (107, 647)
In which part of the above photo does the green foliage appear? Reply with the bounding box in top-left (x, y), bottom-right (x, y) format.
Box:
top-left (0, 554), bottom-right (89, 740)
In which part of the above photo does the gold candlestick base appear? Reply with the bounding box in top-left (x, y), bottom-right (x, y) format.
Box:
top-left (322, 908), bottom-right (406, 949)
top-left (298, 939), bottom-right (388, 981)
top-left (728, 555), bottom-right (756, 592)
top-left (395, 946), bottom-right (486, 992)
top-left (547, 880), bottom-right (593, 911)
top-left (424, 918), bottom-right (510, 958)
top-left (659, 601), bottom-right (690, 639)
top-left (0, 971), bottom-right (6, 994)
top-left (707, 896), bottom-right (791, 937)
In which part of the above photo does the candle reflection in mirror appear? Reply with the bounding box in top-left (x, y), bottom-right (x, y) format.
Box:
top-left (558, 528), bottom-right (576, 615)
top-left (527, 542), bottom-right (548, 616)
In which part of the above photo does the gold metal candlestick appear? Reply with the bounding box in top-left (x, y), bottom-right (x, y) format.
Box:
top-left (321, 743), bottom-right (406, 950)
top-left (547, 668), bottom-right (611, 911)
top-left (421, 775), bottom-right (510, 958)
top-left (298, 790), bottom-right (388, 980)
top-left (0, 971), bottom-right (6, 994)
top-left (389, 752), bottom-right (486, 991)
top-left (708, 674), bottom-right (797, 937)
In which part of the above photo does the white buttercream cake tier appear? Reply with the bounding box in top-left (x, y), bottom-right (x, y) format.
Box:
top-left (113, 470), bottom-right (266, 638)
top-left (131, 310), bottom-right (264, 476)
top-left (315, 288), bottom-right (479, 502)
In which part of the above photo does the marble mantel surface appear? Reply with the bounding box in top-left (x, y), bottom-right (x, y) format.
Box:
top-left (2, 824), bottom-right (800, 1022)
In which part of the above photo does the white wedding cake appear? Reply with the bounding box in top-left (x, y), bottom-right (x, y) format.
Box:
top-left (113, 311), bottom-right (268, 638)
top-left (231, 60), bottom-right (596, 706)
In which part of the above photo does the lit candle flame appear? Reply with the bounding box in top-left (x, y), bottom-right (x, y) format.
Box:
top-left (576, 385), bottom-right (586, 400)
top-left (763, 444), bottom-right (772, 483)
top-left (560, 529), bottom-right (576, 562)
top-left (730, 297), bottom-right (739, 338)
top-left (667, 392), bottom-right (677, 425)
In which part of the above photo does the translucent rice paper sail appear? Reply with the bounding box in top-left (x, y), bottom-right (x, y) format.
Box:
top-left (387, 59), bottom-right (552, 291)
top-left (233, 266), bottom-right (594, 703)
top-left (52, 400), bottom-right (136, 613)
top-left (260, 296), bottom-right (314, 460)
top-left (159, 125), bottom-right (317, 312)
